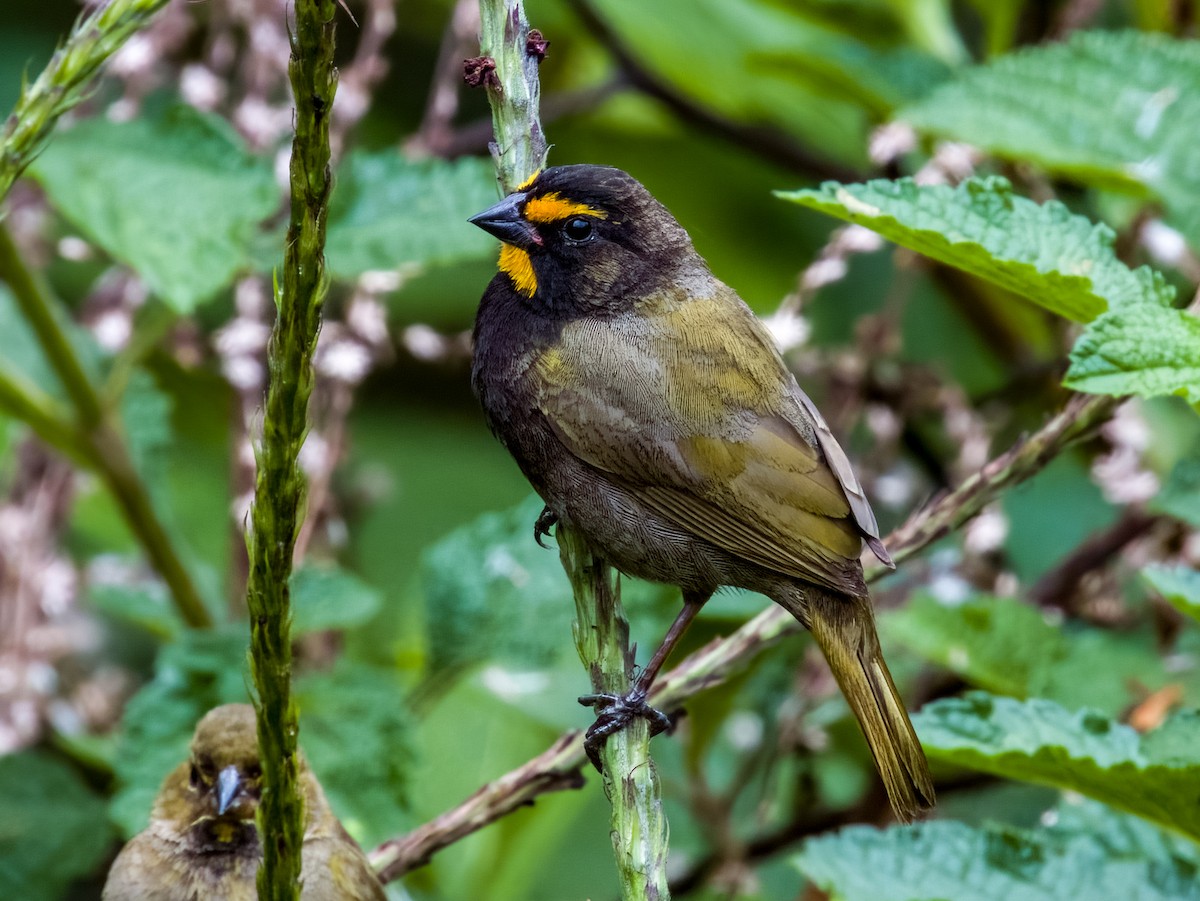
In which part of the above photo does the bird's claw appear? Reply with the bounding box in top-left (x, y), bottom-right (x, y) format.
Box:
top-left (578, 688), bottom-right (673, 772)
top-left (533, 506), bottom-right (559, 548)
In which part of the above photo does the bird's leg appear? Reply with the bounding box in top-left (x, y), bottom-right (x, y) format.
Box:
top-left (578, 590), bottom-right (710, 770)
top-left (533, 505), bottom-right (558, 548)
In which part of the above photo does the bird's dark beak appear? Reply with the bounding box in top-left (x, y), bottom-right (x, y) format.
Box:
top-left (469, 193), bottom-right (541, 249)
top-left (215, 765), bottom-right (242, 816)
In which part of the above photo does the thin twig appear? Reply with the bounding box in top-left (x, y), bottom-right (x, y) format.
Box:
top-left (370, 391), bottom-right (1120, 881)
top-left (0, 226), bottom-right (212, 629)
top-left (571, 0), bottom-right (862, 183)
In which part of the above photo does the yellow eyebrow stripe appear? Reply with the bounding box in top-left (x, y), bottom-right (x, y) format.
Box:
top-left (516, 170), bottom-right (541, 191)
top-left (523, 192), bottom-right (607, 224)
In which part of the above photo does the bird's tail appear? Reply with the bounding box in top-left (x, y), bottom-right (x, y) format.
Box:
top-left (779, 587), bottom-right (935, 822)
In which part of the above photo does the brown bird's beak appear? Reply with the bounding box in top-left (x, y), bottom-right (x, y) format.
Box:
top-left (469, 193), bottom-right (542, 248)
top-left (215, 765), bottom-right (243, 816)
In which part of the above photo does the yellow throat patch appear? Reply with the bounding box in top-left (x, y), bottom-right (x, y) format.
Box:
top-left (499, 244), bottom-right (538, 297)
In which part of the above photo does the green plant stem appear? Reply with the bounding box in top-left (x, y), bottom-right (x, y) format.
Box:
top-left (477, 0), bottom-right (548, 194)
top-left (370, 392), bottom-right (1121, 882)
top-left (0, 0), bottom-right (170, 202)
top-left (0, 225), bottom-right (212, 628)
top-left (476, 1), bottom-right (668, 896)
top-left (560, 529), bottom-right (671, 901)
top-left (244, 0), bottom-right (338, 897)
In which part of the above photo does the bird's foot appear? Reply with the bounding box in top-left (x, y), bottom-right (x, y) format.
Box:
top-left (578, 687), bottom-right (673, 771)
top-left (533, 506), bottom-right (558, 548)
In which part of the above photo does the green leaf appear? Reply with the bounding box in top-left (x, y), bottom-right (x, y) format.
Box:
top-left (915, 693), bottom-right (1200, 841)
top-left (87, 582), bottom-right (183, 640)
top-left (795, 810), bottom-right (1200, 901)
top-left (1151, 455), bottom-right (1200, 526)
top-left (290, 563), bottom-right (382, 636)
top-left (324, 152), bottom-right (498, 279)
top-left (419, 495), bottom-right (578, 674)
top-left (1143, 565), bottom-right (1200, 626)
top-left (30, 104), bottom-right (277, 312)
top-left (294, 662), bottom-right (413, 845)
top-left (110, 627), bottom-right (249, 837)
top-left (886, 594), bottom-right (1168, 716)
top-left (1065, 305), bottom-right (1200, 403)
top-left (899, 30), bottom-right (1200, 248)
top-left (778, 176), bottom-right (1172, 322)
top-left (0, 752), bottom-right (113, 901)
top-left (884, 593), bottom-right (1063, 698)
top-left (420, 495), bottom-right (669, 676)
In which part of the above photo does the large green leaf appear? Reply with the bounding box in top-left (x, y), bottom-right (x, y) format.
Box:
top-left (915, 693), bottom-right (1200, 841)
top-left (1143, 565), bottom-right (1200, 626)
top-left (899, 30), bottom-right (1200, 248)
top-left (1151, 455), bottom-right (1200, 526)
top-left (885, 594), bottom-right (1168, 716)
top-left (324, 152), bottom-right (498, 279)
top-left (1065, 305), bottom-right (1200, 403)
top-left (30, 104), bottom-right (277, 312)
top-left (0, 752), bottom-right (113, 901)
top-left (293, 662), bottom-right (412, 845)
top-left (290, 563), bottom-right (382, 636)
top-left (795, 806), bottom-right (1200, 901)
top-left (778, 177), bottom-right (1173, 321)
top-left (420, 494), bottom-right (672, 675)
top-left (883, 593), bottom-right (1063, 698)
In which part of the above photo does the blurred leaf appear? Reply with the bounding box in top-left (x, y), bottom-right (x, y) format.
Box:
top-left (30, 104), bottom-right (277, 311)
top-left (121, 368), bottom-right (174, 484)
top-left (1039, 629), bottom-right (1168, 717)
top-left (420, 495), bottom-right (575, 674)
top-left (110, 627), bottom-right (249, 837)
top-left (0, 751), bottom-right (113, 901)
top-left (779, 176), bottom-right (1172, 322)
top-left (1143, 565), bottom-right (1200, 625)
top-left (0, 285), bottom-right (64, 403)
top-left (88, 581), bottom-right (183, 640)
top-left (886, 594), bottom-right (1168, 716)
top-left (900, 31), bottom-right (1200, 248)
top-left (325, 152), bottom-right (497, 279)
top-left (1065, 306), bottom-right (1200, 403)
top-left (795, 811), bottom-right (1200, 901)
top-left (291, 563), bottom-right (383, 636)
top-left (884, 593), bottom-right (1063, 698)
top-left (420, 495), bottom-right (668, 676)
top-left (915, 693), bottom-right (1200, 841)
top-left (1151, 455), bottom-right (1200, 526)
top-left (757, 40), bottom-right (950, 116)
top-left (294, 662), bottom-right (412, 845)
top-left (595, 0), bottom-right (873, 165)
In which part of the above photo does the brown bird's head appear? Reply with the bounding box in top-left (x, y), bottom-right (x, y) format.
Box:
top-left (155, 704), bottom-right (265, 851)
top-left (469, 165), bottom-right (699, 314)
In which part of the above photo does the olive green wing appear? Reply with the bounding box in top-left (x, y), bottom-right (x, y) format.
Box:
top-left (532, 287), bottom-right (881, 593)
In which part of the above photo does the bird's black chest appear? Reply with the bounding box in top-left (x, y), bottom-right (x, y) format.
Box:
top-left (471, 278), bottom-right (570, 485)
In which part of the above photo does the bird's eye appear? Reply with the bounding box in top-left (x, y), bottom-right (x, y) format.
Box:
top-left (189, 764), bottom-right (201, 787)
top-left (244, 763), bottom-right (262, 780)
top-left (562, 217), bottom-right (593, 242)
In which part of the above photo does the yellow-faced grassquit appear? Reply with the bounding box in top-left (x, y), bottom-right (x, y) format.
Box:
top-left (469, 165), bottom-right (934, 821)
top-left (102, 704), bottom-right (385, 900)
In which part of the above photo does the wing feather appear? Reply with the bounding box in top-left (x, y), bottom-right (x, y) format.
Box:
top-left (533, 284), bottom-right (889, 587)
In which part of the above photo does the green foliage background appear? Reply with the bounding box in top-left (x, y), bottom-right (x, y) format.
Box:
top-left (0, 1), bottom-right (1198, 900)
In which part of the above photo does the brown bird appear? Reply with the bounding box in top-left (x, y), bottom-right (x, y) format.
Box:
top-left (469, 165), bottom-right (934, 820)
top-left (102, 704), bottom-right (386, 900)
